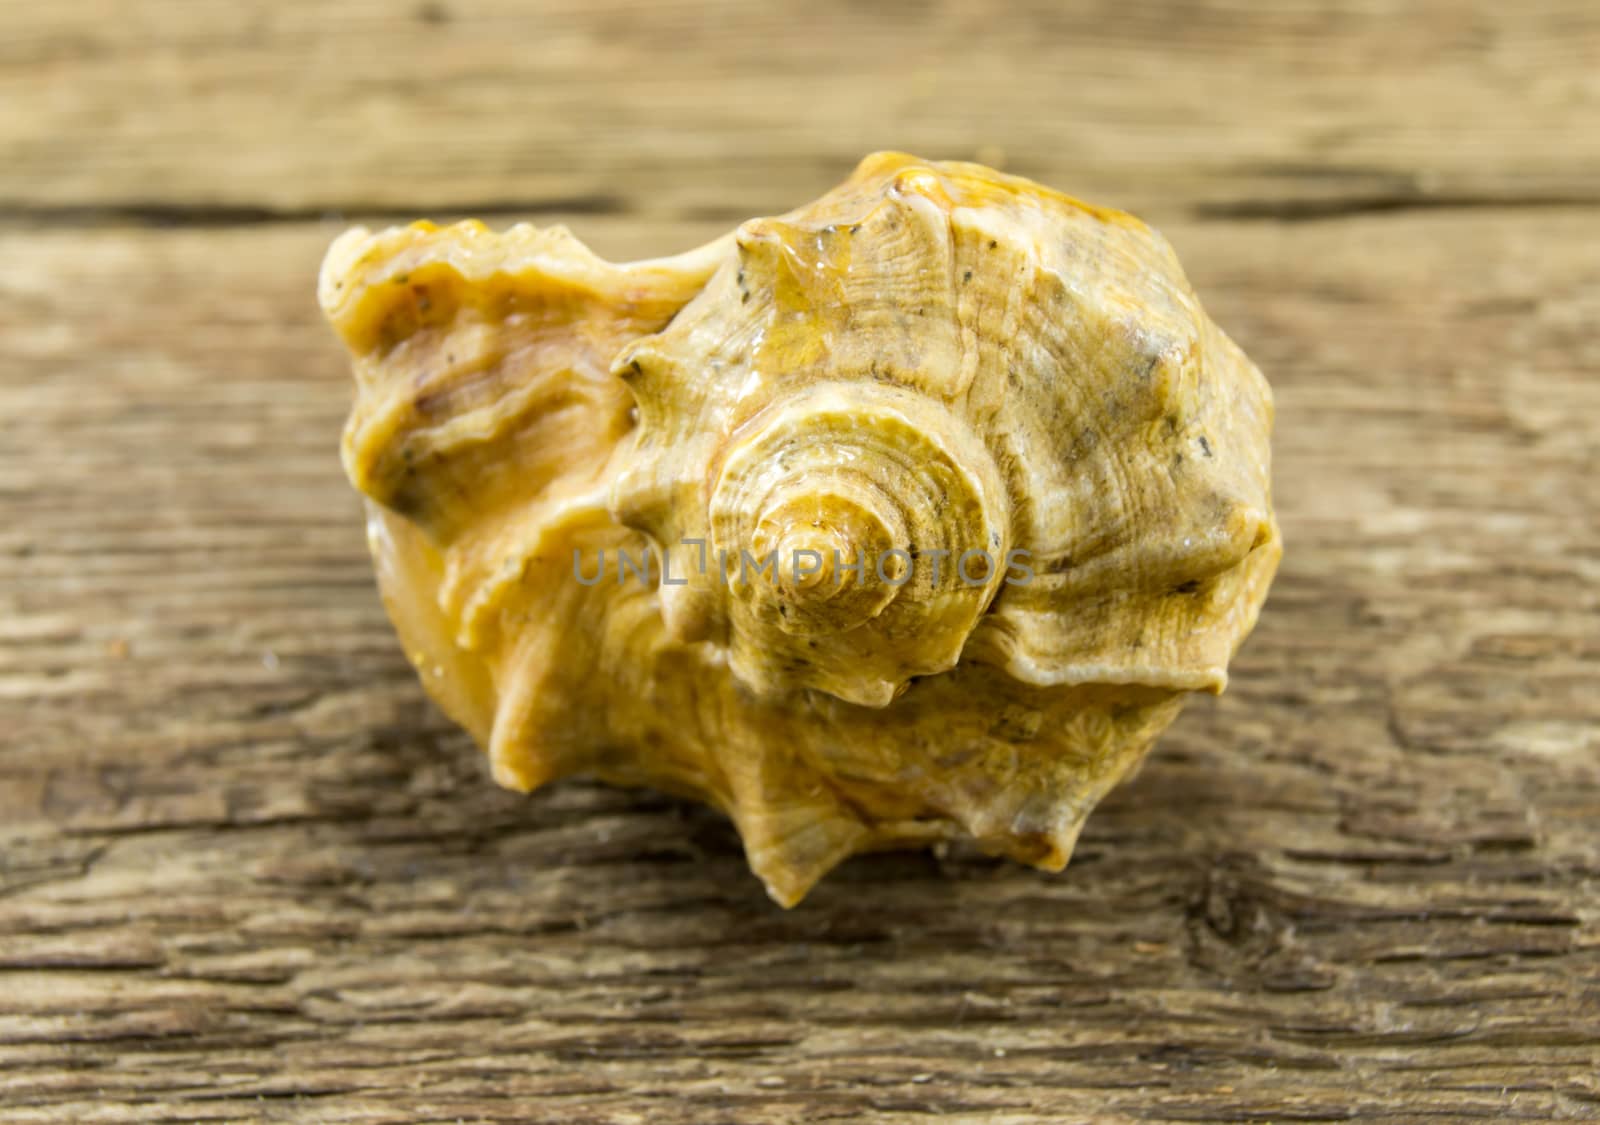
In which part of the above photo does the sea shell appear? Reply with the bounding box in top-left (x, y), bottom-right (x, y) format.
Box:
top-left (319, 152), bottom-right (1280, 905)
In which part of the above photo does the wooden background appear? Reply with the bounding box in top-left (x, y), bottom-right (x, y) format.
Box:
top-left (3, 1), bottom-right (1598, 1121)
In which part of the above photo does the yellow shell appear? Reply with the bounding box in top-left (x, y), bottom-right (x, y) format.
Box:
top-left (319, 153), bottom-right (1280, 905)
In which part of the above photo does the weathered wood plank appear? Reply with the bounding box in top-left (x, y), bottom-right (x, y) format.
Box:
top-left (4, 0), bottom-right (1600, 223)
top-left (2, 206), bottom-right (1597, 1121)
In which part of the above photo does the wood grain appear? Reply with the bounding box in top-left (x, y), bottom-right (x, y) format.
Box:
top-left (3, 1), bottom-right (1599, 1121)
top-left (5, 0), bottom-right (1600, 223)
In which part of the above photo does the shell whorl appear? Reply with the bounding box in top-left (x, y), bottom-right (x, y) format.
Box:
top-left (613, 152), bottom-right (1278, 708)
top-left (705, 380), bottom-right (1008, 705)
top-left (611, 169), bottom-right (1026, 706)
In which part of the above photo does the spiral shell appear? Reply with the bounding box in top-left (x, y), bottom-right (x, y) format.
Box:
top-left (319, 153), bottom-right (1280, 905)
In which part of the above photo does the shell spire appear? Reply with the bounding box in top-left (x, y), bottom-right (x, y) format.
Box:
top-left (321, 153), bottom-right (1280, 905)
